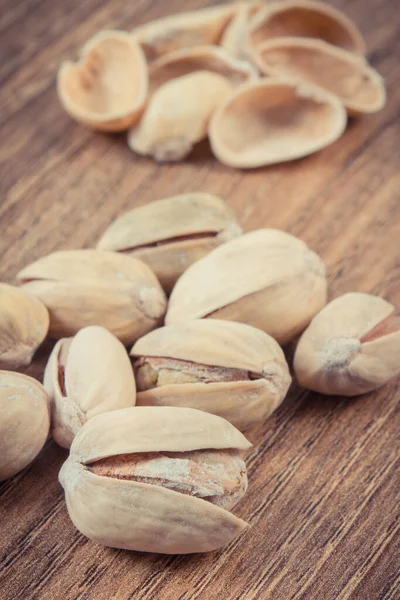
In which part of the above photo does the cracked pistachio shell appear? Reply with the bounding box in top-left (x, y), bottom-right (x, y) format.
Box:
top-left (44, 326), bottom-right (136, 448)
top-left (166, 229), bottom-right (327, 345)
top-left (97, 193), bottom-right (243, 294)
top-left (220, 1), bottom-right (264, 58)
top-left (257, 38), bottom-right (386, 116)
top-left (59, 406), bottom-right (251, 554)
top-left (294, 293), bottom-right (400, 396)
top-left (131, 4), bottom-right (237, 61)
top-left (57, 30), bottom-right (148, 132)
top-left (0, 283), bottom-right (49, 369)
top-left (0, 371), bottom-right (49, 481)
top-left (131, 320), bottom-right (291, 430)
top-left (209, 77), bottom-right (347, 168)
top-left (16, 250), bottom-right (167, 344)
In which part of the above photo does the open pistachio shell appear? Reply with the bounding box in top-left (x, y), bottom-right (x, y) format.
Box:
top-left (16, 250), bottom-right (167, 344)
top-left (59, 407), bottom-right (250, 554)
top-left (97, 192), bottom-right (242, 293)
top-left (57, 30), bottom-right (148, 132)
top-left (44, 326), bottom-right (136, 448)
top-left (166, 229), bottom-right (327, 345)
top-left (294, 293), bottom-right (400, 396)
top-left (247, 0), bottom-right (366, 62)
top-left (220, 1), bottom-right (264, 58)
top-left (132, 4), bottom-right (237, 61)
top-left (131, 320), bottom-right (291, 430)
top-left (257, 38), bottom-right (386, 116)
top-left (0, 283), bottom-right (49, 370)
top-left (209, 77), bottom-right (347, 168)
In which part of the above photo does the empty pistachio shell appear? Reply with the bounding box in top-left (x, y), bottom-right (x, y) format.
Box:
top-left (16, 250), bottom-right (167, 344)
top-left (166, 229), bottom-right (327, 345)
top-left (209, 77), bottom-right (347, 168)
top-left (257, 38), bottom-right (385, 116)
top-left (57, 30), bottom-right (148, 132)
top-left (0, 371), bottom-right (49, 481)
top-left (128, 70), bottom-right (232, 162)
top-left (220, 1), bottom-right (264, 58)
top-left (44, 326), bottom-right (136, 448)
top-left (59, 406), bottom-right (250, 554)
top-left (0, 283), bottom-right (49, 370)
top-left (131, 320), bottom-right (291, 430)
top-left (132, 4), bottom-right (236, 61)
top-left (247, 0), bottom-right (365, 61)
top-left (294, 293), bottom-right (400, 396)
top-left (97, 193), bottom-right (242, 293)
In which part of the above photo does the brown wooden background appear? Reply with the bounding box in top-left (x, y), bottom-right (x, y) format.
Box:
top-left (1, 0), bottom-right (399, 598)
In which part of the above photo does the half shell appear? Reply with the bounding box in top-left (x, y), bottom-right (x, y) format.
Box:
top-left (209, 77), bottom-right (347, 168)
top-left (220, 1), bottom-right (264, 58)
top-left (57, 30), bottom-right (148, 132)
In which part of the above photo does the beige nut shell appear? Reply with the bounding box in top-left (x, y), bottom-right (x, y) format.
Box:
top-left (166, 229), bottom-right (327, 344)
top-left (220, 1), bottom-right (264, 58)
top-left (0, 371), bottom-right (50, 481)
top-left (59, 407), bottom-right (250, 554)
top-left (0, 283), bottom-right (49, 369)
top-left (17, 250), bottom-right (167, 344)
top-left (44, 326), bottom-right (136, 448)
top-left (294, 293), bottom-right (400, 396)
top-left (131, 320), bottom-right (291, 429)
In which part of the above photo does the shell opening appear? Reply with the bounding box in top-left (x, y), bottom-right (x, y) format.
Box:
top-left (119, 231), bottom-right (220, 254)
top-left (360, 313), bottom-right (400, 343)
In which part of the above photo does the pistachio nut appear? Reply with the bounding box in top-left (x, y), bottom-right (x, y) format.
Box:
top-left (59, 406), bottom-right (251, 554)
top-left (0, 283), bottom-right (49, 369)
top-left (44, 326), bottom-right (136, 448)
top-left (0, 371), bottom-right (49, 481)
top-left (294, 293), bottom-right (400, 396)
top-left (16, 250), bottom-right (167, 344)
top-left (166, 229), bottom-right (327, 344)
top-left (97, 193), bottom-right (242, 293)
top-left (131, 320), bottom-right (291, 430)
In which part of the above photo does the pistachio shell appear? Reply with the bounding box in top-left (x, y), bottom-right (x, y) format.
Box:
top-left (209, 77), bottom-right (347, 168)
top-left (97, 193), bottom-right (242, 293)
top-left (257, 38), bottom-right (385, 116)
top-left (220, 1), bottom-right (264, 58)
top-left (131, 320), bottom-right (291, 430)
top-left (294, 293), bottom-right (400, 396)
top-left (57, 30), bottom-right (148, 132)
top-left (132, 4), bottom-right (237, 61)
top-left (44, 326), bottom-right (136, 448)
top-left (0, 283), bottom-right (49, 369)
top-left (166, 229), bottom-right (327, 345)
top-left (0, 371), bottom-right (49, 481)
top-left (16, 250), bottom-right (167, 344)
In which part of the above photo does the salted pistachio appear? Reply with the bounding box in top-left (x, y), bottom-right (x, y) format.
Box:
top-left (16, 250), bottom-right (167, 344)
top-left (220, 1), bottom-right (264, 58)
top-left (166, 229), bottom-right (327, 345)
top-left (0, 371), bottom-right (49, 481)
top-left (57, 30), bottom-right (148, 132)
top-left (0, 283), bottom-right (49, 370)
top-left (97, 193), bottom-right (242, 293)
top-left (209, 77), bottom-right (347, 168)
top-left (44, 326), bottom-right (136, 449)
top-left (131, 320), bottom-right (291, 430)
top-left (131, 4), bottom-right (236, 61)
top-left (294, 293), bottom-right (400, 396)
top-left (257, 38), bottom-right (386, 116)
top-left (246, 0), bottom-right (365, 68)
top-left (59, 406), bottom-right (251, 554)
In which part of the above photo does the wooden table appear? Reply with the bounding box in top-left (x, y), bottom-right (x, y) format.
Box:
top-left (1, 0), bottom-right (399, 598)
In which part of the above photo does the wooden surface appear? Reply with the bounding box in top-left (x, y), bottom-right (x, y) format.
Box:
top-left (1, 0), bottom-right (399, 598)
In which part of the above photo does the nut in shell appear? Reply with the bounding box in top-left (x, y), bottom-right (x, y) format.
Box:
top-left (59, 406), bottom-right (251, 554)
top-left (16, 249), bottom-right (167, 344)
top-left (97, 193), bottom-right (243, 293)
top-left (166, 229), bottom-right (327, 345)
top-left (0, 283), bottom-right (49, 370)
top-left (44, 326), bottom-right (136, 448)
top-left (131, 320), bottom-right (291, 430)
top-left (294, 293), bottom-right (400, 396)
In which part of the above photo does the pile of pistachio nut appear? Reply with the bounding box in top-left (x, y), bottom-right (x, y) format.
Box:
top-left (57, 0), bottom-right (386, 168)
top-left (1, 191), bottom-right (399, 554)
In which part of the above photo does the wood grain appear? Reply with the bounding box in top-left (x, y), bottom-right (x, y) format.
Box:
top-left (1, 0), bottom-right (399, 598)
